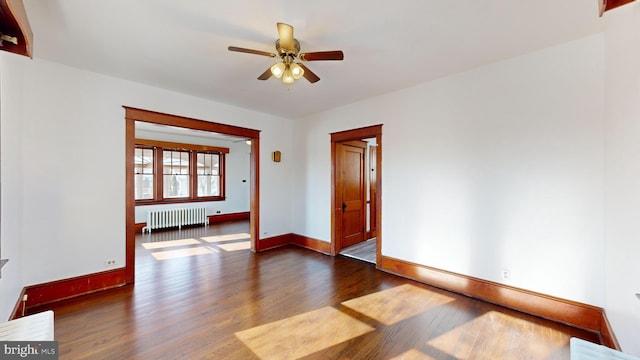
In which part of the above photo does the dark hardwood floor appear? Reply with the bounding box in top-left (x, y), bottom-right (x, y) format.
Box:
top-left (30, 221), bottom-right (600, 359)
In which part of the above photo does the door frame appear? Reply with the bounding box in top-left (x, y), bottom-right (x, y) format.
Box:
top-left (368, 143), bottom-right (377, 239)
top-left (330, 124), bottom-right (382, 265)
top-left (124, 106), bottom-right (261, 283)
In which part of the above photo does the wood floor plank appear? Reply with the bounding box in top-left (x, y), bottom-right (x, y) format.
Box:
top-left (29, 221), bottom-right (601, 359)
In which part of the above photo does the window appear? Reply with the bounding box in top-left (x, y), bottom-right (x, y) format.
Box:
top-left (134, 140), bottom-right (228, 203)
top-left (163, 149), bottom-right (190, 198)
top-left (134, 147), bottom-right (154, 200)
top-left (197, 152), bottom-right (221, 197)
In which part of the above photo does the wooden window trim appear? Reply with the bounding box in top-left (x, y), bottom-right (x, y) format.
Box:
top-left (136, 138), bottom-right (230, 154)
top-left (134, 139), bottom-right (227, 204)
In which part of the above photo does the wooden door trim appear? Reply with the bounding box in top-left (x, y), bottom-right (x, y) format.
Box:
top-left (368, 144), bottom-right (377, 239)
top-left (124, 106), bottom-right (261, 283)
top-left (330, 124), bottom-right (382, 265)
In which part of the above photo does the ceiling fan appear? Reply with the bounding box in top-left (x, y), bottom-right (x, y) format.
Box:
top-left (228, 22), bottom-right (344, 84)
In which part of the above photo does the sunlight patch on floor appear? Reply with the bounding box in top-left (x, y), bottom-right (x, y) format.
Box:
top-left (217, 241), bottom-right (251, 251)
top-left (201, 232), bottom-right (251, 242)
top-left (235, 306), bottom-right (374, 359)
top-left (151, 246), bottom-right (214, 260)
top-left (426, 310), bottom-right (564, 359)
top-left (141, 238), bottom-right (201, 250)
top-left (390, 349), bottom-right (434, 359)
top-left (341, 284), bottom-right (454, 325)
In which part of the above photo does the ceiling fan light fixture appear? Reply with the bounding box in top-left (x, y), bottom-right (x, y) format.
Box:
top-left (290, 63), bottom-right (304, 79)
top-left (282, 66), bottom-right (295, 84)
top-left (270, 62), bottom-right (286, 78)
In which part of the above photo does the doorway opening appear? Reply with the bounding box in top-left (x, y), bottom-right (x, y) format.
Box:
top-left (124, 106), bottom-right (261, 284)
top-left (331, 125), bottom-right (382, 266)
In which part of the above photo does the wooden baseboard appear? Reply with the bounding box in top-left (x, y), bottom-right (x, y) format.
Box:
top-left (257, 233), bottom-right (292, 251)
top-left (255, 233), bottom-right (332, 255)
top-left (290, 234), bottom-right (332, 255)
top-left (379, 255), bottom-right (619, 349)
top-left (209, 211), bottom-right (250, 224)
top-left (17, 268), bottom-right (128, 314)
top-left (134, 222), bottom-right (146, 233)
top-left (600, 0), bottom-right (636, 15)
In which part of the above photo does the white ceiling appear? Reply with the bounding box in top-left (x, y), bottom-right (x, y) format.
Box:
top-left (23, 0), bottom-right (606, 118)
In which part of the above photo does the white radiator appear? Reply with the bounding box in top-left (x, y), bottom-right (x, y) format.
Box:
top-left (0, 311), bottom-right (54, 341)
top-left (142, 207), bottom-right (209, 233)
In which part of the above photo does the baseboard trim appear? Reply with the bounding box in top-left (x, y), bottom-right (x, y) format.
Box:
top-left (379, 255), bottom-right (619, 349)
top-left (290, 234), bottom-right (331, 255)
top-left (255, 233), bottom-right (331, 255)
top-left (134, 222), bottom-right (146, 233)
top-left (257, 233), bottom-right (292, 251)
top-left (17, 268), bottom-right (128, 314)
top-left (209, 211), bottom-right (250, 224)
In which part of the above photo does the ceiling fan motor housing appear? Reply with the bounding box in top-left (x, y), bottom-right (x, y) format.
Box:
top-left (276, 39), bottom-right (300, 58)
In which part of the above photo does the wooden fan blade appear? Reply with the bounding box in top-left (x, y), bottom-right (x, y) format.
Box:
top-left (300, 50), bottom-right (344, 61)
top-left (257, 67), bottom-right (272, 80)
top-left (277, 22), bottom-right (295, 50)
top-left (298, 63), bottom-right (320, 83)
top-left (228, 46), bottom-right (276, 58)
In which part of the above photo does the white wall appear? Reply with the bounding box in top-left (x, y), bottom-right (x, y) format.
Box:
top-left (295, 34), bottom-right (605, 307)
top-left (603, 4), bottom-right (640, 355)
top-left (0, 57), bottom-right (294, 295)
top-left (0, 53), bottom-right (26, 320)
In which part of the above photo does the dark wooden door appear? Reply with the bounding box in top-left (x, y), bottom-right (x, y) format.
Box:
top-left (336, 141), bottom-right (366, 250)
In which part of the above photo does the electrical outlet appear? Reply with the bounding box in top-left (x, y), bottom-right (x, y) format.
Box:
top-left (501, 269), bottom-right (511, 281)
top-left (105, 259), bottom-right (117, 266)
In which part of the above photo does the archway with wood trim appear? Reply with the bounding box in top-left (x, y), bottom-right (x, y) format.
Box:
top-left (124, 106), bottom-right (261, 283)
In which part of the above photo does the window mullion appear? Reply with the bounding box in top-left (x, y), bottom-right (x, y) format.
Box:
top-left (155, 147), bottom-right (163, 200)
top-left (190, 150), bottom-right (197, 199)
top-left (220, 153), bottom-right (225, 198)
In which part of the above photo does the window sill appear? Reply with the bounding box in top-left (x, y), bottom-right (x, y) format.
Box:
top-left (135, 197), bottom-right (226, 206)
